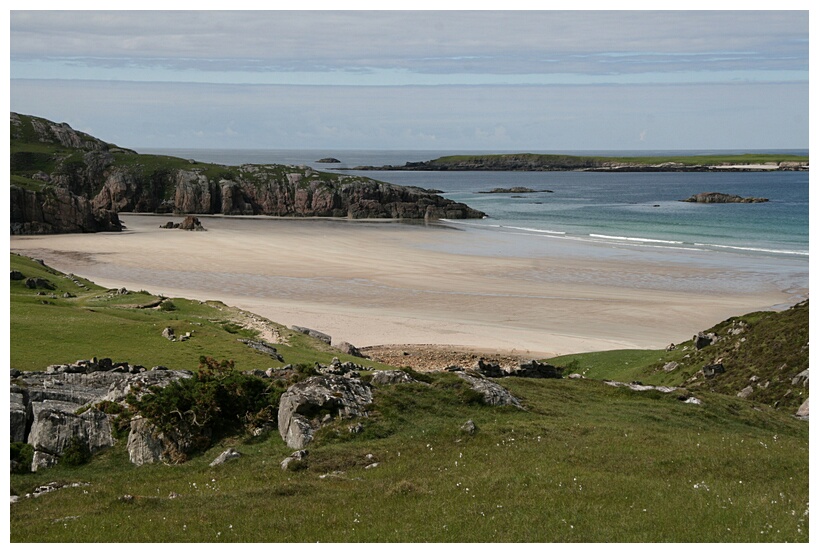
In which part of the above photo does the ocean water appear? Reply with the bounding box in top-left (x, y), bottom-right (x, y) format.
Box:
top-left (142, 148), bottom-right (809, 261)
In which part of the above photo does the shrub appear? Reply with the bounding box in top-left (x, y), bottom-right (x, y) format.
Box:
top-left (124, 357), bottom-right (282, 457)
top-left (158, 300), bottom-right (177, 311)
top-left (61, 437), bottom-right (92, 467)
top-left (10, 443), bottom-right (34, 474)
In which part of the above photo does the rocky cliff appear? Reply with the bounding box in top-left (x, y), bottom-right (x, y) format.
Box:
top-left (10, 113), bottom-right (485, 235)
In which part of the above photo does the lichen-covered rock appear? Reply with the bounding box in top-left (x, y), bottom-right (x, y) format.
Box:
top-left (278, 374), bottom-right (373, 449)
top-left (11, 364), bottom-right (192, 469)
top-left (27, 405), bottom-right (114, 471)
top-left (370, 370), bottom-right (418, 386)
top-left (127, 417), bottom-right (166, 466)
top-left (455, 373), bottom-right (523, 408)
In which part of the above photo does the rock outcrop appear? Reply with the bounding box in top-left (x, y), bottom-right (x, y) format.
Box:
top-left (278, 374), bottom-right (373, 449)
top-left (455, 372), bottom-right (523, 408)
top-left (10, 185), bottom-right (122, 235)
top-left (10, 361), bottom-right (191, 471)
top-left (681, 192), bottom-right (769, 203)
top-left (11, 113), bottom-right (485, 234)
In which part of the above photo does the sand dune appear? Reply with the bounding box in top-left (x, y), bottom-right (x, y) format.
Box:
top-left (10, 213), bottom-right (805, 358)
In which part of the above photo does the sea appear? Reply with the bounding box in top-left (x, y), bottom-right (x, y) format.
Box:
top-left (141, 148), bottom-right (808, 261)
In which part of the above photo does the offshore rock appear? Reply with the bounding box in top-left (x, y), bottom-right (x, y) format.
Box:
top-left (682, 192), bottom-right (769, 204)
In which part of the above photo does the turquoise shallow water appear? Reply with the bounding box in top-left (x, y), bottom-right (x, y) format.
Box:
top-left (141, 148), bottom-right (808, 301)
top-left (144, 148), bottom-right (808, 259)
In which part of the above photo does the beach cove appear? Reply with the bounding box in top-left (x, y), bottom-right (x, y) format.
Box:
top-left (10, 213), bottom-right (807, 360)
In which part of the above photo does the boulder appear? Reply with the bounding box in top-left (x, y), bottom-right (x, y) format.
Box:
top-left (702, 363), bottom-right (726, 378)
top-left (663, 361), bottom-right (680, 372)
top-left (278, 374), bottom-right (373, 449)
top-left (281, 449), bottom-right (308, 470)
top-left (474, 359), bottom-right (506, 378)
top-left (127, 417), bottom-right (166, 466)
top-left (335, 341), bottom-right (367, 358)
top-left (737, 386), bottom-right (754, 399)
top-left (239, 339), bottom-right (284, 361)
top-left (515, 360), bottom-right (562, 378)
top-left (290, 325), bottom-right (332, 344)
top-left (795, 398), bottom-right (809, 419)
top-left (694, 332), bottom-right (716, 350)
top-left (210, 447), bottom-right (242, 467)
top-left (792, 369), bottom-right (809, 387)
top-left (179, 216), bottom-right (205, 231)
top-left (27, 405), bottom-right (114, 471)
top-left (460, 419), bottom-right (478, 435)
top-left (370, 370), bottom-right (418, 386)
top-left (455, 373), bottom-right (523, 408)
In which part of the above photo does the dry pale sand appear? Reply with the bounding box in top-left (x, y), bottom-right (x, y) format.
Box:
top-left (10, 214), bottom-right (806, 358)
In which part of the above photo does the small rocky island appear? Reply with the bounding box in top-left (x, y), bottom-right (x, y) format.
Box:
top-left (681, 192), bottom-right (769, 204)
top-left (315, 157), bottom-right (341, 163)
top-left (477, 187), bottom-right (554, 194)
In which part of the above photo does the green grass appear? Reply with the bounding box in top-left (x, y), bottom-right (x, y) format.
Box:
top-left (544, 302), bottom-right (809, 413)
top-left (9, 376), bottom-right (809, 542)
top-left (9, 253), bottom-right (395, 373)
top-left (429, 152), bottom-right (808, 167)
top-left (9, 253), bottom-right (809, 542)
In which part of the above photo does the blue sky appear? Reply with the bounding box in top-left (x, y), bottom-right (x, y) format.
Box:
top-left (7, 7), bottom-right (810, 151)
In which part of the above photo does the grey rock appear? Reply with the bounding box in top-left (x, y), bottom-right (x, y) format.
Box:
top-left (682, 192), bottom-right (769, 204)
top-left (127, 417), bottom-right (166, 466)
top-left (460, 419), bottom-right (478, 435)
top-left (290, 325), bottom-right (332, 344)
top-left (278, 374), bottom-right (372, 449)
top-left (663, 361), bottom-right (680, 372)
top-left (795, 397), bottom-right (809, 419)
top-left (27, 406), bottom-right (114, 471)
top-left (210, 447), bottom-right (242, 467)
top-left (604, 380), bottom-right (678, 393)
top-left (239, 339), bottom-right (284, 361)
top-left (162, 327), bottom-right (175, 341)
top-left (737, 386), bottom-right (754, 399)
top-left (335, 341), bottom-right (366, 358)
top-left (370, 370), bottom-right (418, 386)
top-left (455, 373), bottom-right (523, 408)
top-left (792, 369), bottom-right (809, 387)
top-left (281, 449), bottom-right (308, 470)
top-left (694, 332), bottom-right (716, 350)
top-left (702, 363), bottom-right (726, 378)
top-left (10, 390), bottom-right (29, 443)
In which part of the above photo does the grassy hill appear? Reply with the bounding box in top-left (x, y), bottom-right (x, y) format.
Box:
top-left (8, 255), bottom-right (809, 542)
top-left (546, 301), bottom-right (809, 414)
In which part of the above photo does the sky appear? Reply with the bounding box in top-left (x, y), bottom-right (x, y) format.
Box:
top-left (6, 5), bottom-right (811, 152)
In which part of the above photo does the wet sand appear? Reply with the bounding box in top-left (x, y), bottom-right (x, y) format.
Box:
top-left (10, 213), bottom-right (806, 358)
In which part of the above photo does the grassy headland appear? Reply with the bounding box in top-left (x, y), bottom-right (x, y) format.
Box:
top-left (353, 152), bottom-right (809, 172)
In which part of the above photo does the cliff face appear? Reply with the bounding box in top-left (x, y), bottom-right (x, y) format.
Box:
top-left (10, 113), bottom-right (485, 234)
top-left (10, 185), bottom-right (122, 235)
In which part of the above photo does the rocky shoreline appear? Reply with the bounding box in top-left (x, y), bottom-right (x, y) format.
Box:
top-left (10, 113), bottom-right (486, 235)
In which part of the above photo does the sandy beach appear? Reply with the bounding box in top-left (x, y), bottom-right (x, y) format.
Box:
top-left (10, 214), bottom-right (807, 359)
